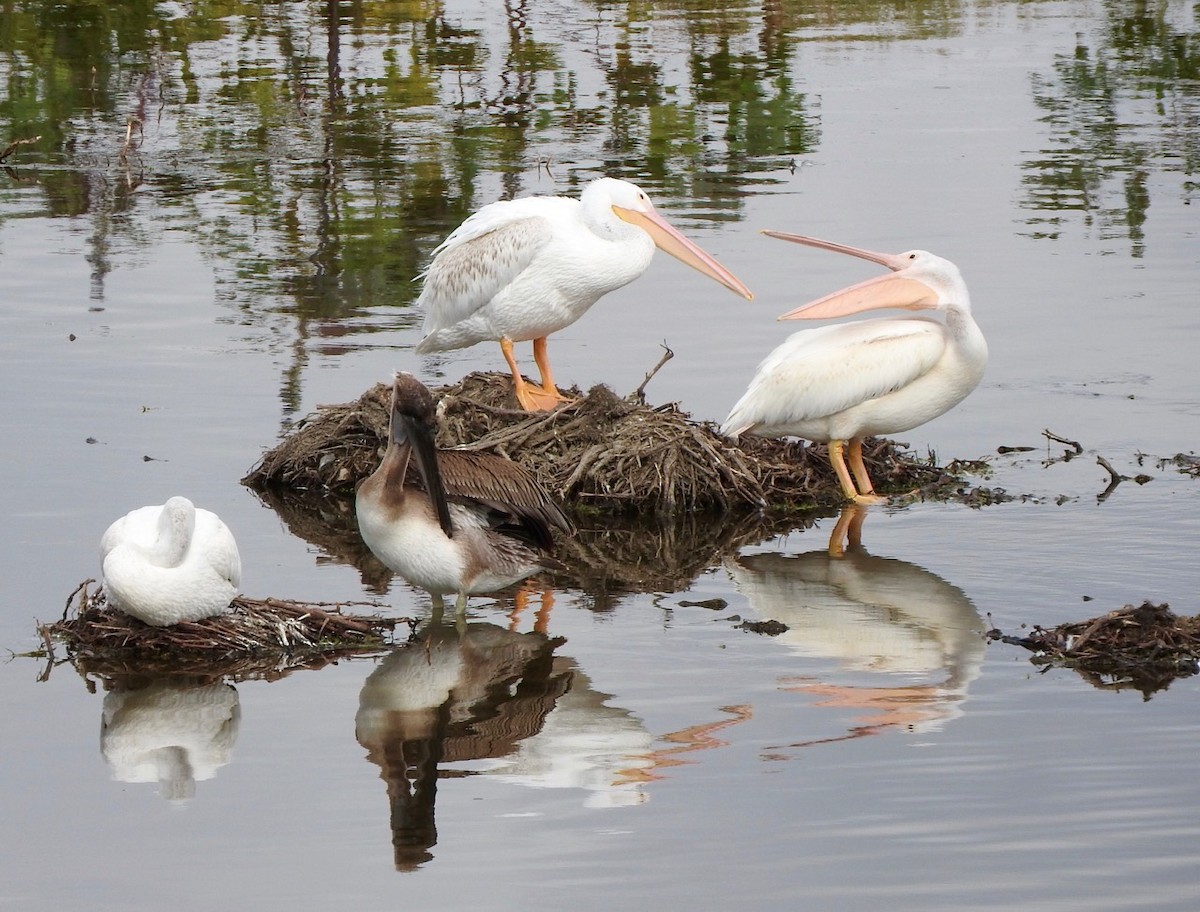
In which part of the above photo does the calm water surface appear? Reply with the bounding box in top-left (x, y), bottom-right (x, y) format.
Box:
top-left (2, 2), bottom-right (1198, 910)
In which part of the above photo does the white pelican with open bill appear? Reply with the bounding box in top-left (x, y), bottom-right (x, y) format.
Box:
top-left (723, 233), bottom-right (987, 504)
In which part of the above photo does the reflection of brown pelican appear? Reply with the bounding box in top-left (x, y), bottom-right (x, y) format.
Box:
top-left (355, 373), bottom-right (572, 616)
top-left (727, 507), bottom-right (985, 744)
top-left (355, 621), bottom-right (569, 870)
top-left (100, 677), bottom-right (240, 801)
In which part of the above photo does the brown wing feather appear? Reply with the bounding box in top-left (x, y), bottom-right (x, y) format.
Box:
top-left (426, 450), bottom-right (573, 549)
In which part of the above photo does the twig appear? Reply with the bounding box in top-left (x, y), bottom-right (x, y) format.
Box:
top-left (62, 579), bottom-right (95, 622)
top-left (119, 115), bottom-right (143, 162)
top-left (1042, 428), bottom-right (1082, 453)
top-left (1096, 455), bottom-right (1126, 485)
top-left (1095, 455), bottom-right (1127, 503)
top-left (0, 135), bottom-right (41, 163)
top-left (631, 343), bottom-right (674, 402)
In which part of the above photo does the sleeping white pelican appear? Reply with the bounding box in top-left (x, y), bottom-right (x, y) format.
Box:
top-left (355, 373), bottom-right (572, 615)
top-left (414, 177), bottom-right (754, 411)
top-left (99, 496), bottom-right (241, 626)
top-left (722, 233), bottom-right (987, 504)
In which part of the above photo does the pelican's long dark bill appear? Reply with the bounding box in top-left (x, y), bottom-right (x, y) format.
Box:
top-left (763, 230), bottom-right (938, 320)
top-left (616, 205), bottom-right (754, 300)
top-left (401, 412), bottom-right (455, 538)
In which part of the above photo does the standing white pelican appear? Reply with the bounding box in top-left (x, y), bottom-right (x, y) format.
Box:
top-left (722, 233), bottom-right (987, 504)
top-left (99, 496), bottom-right (242, 626)
top-left (414, 177), bottom-right (754, 411)
top-left (355, 372), bottom-right (572, 615)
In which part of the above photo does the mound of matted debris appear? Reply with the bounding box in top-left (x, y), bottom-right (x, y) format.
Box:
top-left (989, 601), bottom-right (1200, 698)
top-left (40, 580), bottom-right (410, 680)
top-left (242, 372), bottom-right (975, 516)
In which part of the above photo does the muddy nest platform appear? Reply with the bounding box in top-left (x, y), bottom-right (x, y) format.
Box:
top-left (989, 601), bottom-right (1200, 698)
top-left (243, 372), bottom-right (978, 515)
top-left (40, 581), bottom-right (412, 680)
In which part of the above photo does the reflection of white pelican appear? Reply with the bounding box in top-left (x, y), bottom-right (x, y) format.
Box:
top-left (355, 373), bottom-right (571, 617)
top-left (100, 497), bottom-right (241, 626)
top-left (414, 177), bottom-right (753, 410)
top-left (355, 621), bottom-right (568, 870)
top-left (100, 679), bottom-right (240, 801)
top-left (483, 660), bottom-right (655, 808)
top-left (723, 234), bottom-right (987, 504)
top-left (727, 508), bottom-right (985, 735)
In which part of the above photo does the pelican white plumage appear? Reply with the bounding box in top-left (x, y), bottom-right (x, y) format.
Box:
top-left (414, 177), bottom-right (753, 410)
top-left (722, 233), bottom-right (987, 503)
top-left (99, 496), bottom-right (241, 626)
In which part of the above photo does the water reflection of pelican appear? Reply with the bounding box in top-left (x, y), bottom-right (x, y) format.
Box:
top-left (482, 660), bottom-right (656, 808)
top-left (100, 677), bottom-right (240, 801)
top-left (356, 373), bottom-right (572, 618)
top-left (355, 621), bottom-right (569, 871)
top-left (727, 508), bottom-right (986, 741)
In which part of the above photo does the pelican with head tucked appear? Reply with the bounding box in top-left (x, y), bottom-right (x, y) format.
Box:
top-left (100, 496), bottom-right (241, 626)
top-left (722, 233), bottom-right (987, 504)
top-left (355, 373), bottom-right (572, 615)
top-left (414, 177), bottom-right (753, 411)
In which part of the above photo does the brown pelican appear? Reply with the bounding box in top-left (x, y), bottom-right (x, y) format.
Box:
top-left (355, 373), bottom-right (572, 616)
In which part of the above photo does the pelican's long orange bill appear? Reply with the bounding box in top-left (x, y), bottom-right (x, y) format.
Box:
top-left (779, 275), bottom-right (937, 320)
top-left (762, 230), bottom-right (902, 271)
top-left (615, 206), bottom-right (754, 300)
top-left (763, 229), bottom-right (936, 320)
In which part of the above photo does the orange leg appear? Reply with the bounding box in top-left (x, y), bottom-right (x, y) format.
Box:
top-left (532, 337), bottom-right (573, 407)
top-left (498, 337), bottom-right (567, 411)
top-left (830, 439), bottom-right (887, 506)
top-left (847, 438), bottom-right (878, 496)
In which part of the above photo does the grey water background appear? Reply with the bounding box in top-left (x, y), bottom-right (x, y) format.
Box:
top-left (2, 1), bottom-right (1198, 909)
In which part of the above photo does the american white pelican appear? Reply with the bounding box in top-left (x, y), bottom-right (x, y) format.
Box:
top-left (355, 373), bottom-right (572, 614)
top-left (414, 177), bottom-right (754, 411)
top-left (100, 496), bottom-right (241, 626)
top-left (722, 233), bottom-right (987, 503)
